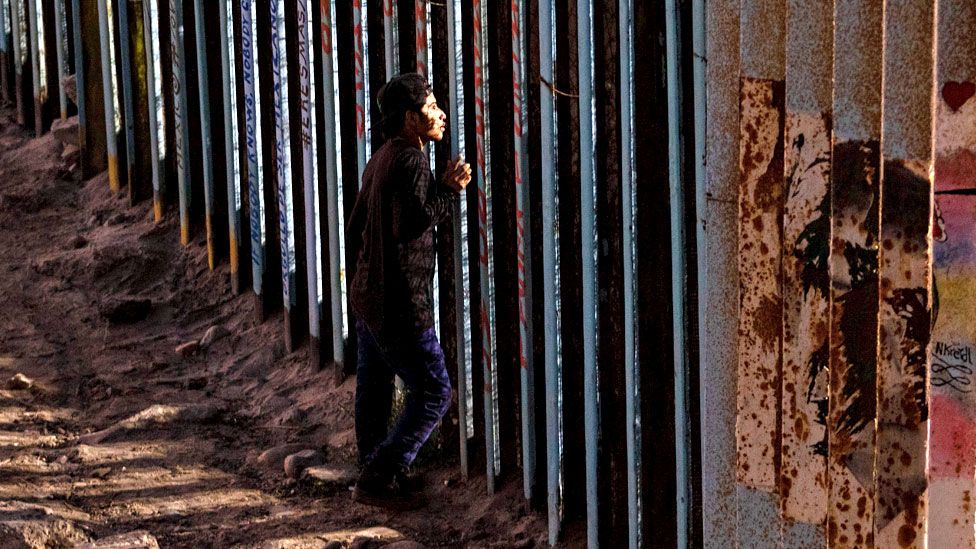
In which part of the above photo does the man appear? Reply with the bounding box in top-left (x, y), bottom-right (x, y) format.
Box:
top-left (346, 73), bottom-right (471, 509)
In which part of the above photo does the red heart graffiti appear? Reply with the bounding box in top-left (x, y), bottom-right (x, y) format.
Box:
top-left (943, 81), bottom-right (976, 112)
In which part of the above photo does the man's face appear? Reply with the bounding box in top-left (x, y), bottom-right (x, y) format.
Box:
top-left (411, 92), bottom-right (447, 143)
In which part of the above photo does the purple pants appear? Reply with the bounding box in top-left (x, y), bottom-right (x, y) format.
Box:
top-left (355, 319), bottom-right (452, 470)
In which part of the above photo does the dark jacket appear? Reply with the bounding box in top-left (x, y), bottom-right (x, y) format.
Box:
top-left (346, 137), bottom-right (454, 341)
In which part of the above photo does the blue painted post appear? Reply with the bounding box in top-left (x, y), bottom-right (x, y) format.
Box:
top-left (352, 0), bottom-right (366, 186)
top-left (446, 0), bottom-right (472, 478)
top-left (98, 0), bottom-right (121, 191)
top-left (143, 0), bottom-right (166, 221)
top-left (471, 0), bottom-right (498, 496)
top-left (538, 0), bottom-right (560, 542)
top-left (510, 0), bottom-right (536, 504)
top-left (192, 0), bottom-right (218, 269)
top-left (618, 0), bottom-right (639, 545)
top-left (240, 0), bottom-right (265, 302)
top-left (0, 0), bottom-right (8, 105)
top-left (576, 0), bottom-right (599, 545)
top-left (218, 0), bottom-right (244, 292)
top-left (317, 0), bottom-right (345, 370)
top-left (382, 0), bottom-right (395, 79)
top-left (169, 0), bottom-right (192, 244)
top-left (117, 0), bottom-right (137, 199)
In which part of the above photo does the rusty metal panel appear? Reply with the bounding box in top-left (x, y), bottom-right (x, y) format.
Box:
top-left (928, 1), bottom-right (976, 546)
top-left (736, 0), bottom-right (785, 545)
top-left (874, 1), bottom-right (935, 546)
top-left (779, 0), bottom-right (831, 537)
top-left (827, 1), bottom-right (882, 547)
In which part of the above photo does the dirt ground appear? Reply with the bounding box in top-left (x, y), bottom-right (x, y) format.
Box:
top-left (0, 110), bottom-right (549, 548)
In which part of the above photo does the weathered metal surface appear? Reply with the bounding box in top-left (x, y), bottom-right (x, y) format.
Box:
top-left (875, 1), bottom-right (934, 546)
top-left (702, 0), bottom-right (739, 544)
top-left (241, 0), bottom-right (266, 301)
top-left (736, 3), bottom-right (786, 541)
top-left (318, 0), bottom-right (345, 369)
top-left (828, 2), bottom-right (883, 547)
top-left (12, 0), bottom-right (26, 126)
top-left (413, 0), bottom-right (425, 76)
top-left (928, 1), bottom-right (976, 546)
top-left (471, 0), bottom-right (498, 495)
top-left (192, 0), bottom-right (220, 269)
top-left (53, 0), bottom-right (66, 119)
top-left (298, 0), bottom-right (321, 362)
top-left (218, 0), bottom-right (243, 293)
top-left (779, 0), bottom-right (831, 533)
top-left (143, 0), bottom-right (165, 220)
top-left (169, 0), bottom-right (191, 244)
top-left (26, 0), bottom-right (44, 135)
top-left (271, 0), bottom-right (299, 344)
top-left (352, 0), bottom-right (366, 186)
top-left (0, 0), bottom-right (8, 104)
top-left (97, 0), bottom-right (121, 192)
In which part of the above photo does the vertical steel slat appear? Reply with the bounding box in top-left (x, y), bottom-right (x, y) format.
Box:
top-left (874, 0), bottom-right (934, 545)
top-left (618, 0), bottom-right (638, 544)
top-left (700, 0), bottom-right (739, 544)
top-left (98, 0), bottom-right (120, 191)
top-left (538, 0), bottom-right (560, 542)
top-left (241, 0), bottom-right (265, 300)
top-left (143, 0), bottom-right (165, 220)
top-left (170, 0), bottom-right (192, 244)
top-left (318, 0), bottom-right (345, 369)
top-left (828, 1), bottom-right (882, 546)
top-left (414, 0), bottom-right (426, 76)
top-left (192, 0), bottom-right (217, 268)
top-left (271, 0), bottom-right (298, 331)
top-left (778, 0), bottom-right (832, 541)
top-left (117, 0), bottom-right (137, 199)
top-left (353, 0), bottom-right (366, 187)
top-left (53, 0), bottom-right (66, 119)
top-left (298, 0), bottom-right (321, 362)
top-left (219, 0), bottom-right (243, 291)
top-left (26, 0), bottom-right (42, 135)
top-left (12, 0), bottom-right (24, 126)
top-left (383, 0), bottom-right (394, 78)
top-left (0, 0), bottom-right (8, 105)
top-left (472, 0), bottom-right (498, 495)
top-left (576, 0), bottom-right (599, 544)
top-left (927, 2), bottom-right (976, 546)
top-left (511, 0), bottom-right (535, 505)
top-left (446, 0), bottom-right (471, 478)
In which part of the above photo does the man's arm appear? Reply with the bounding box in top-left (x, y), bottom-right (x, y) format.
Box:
top-left (391, 152), bottom-right (454, 242)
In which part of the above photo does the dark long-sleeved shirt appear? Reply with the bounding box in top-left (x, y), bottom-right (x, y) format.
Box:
top-left (346, 137), bottom-right (454, 341)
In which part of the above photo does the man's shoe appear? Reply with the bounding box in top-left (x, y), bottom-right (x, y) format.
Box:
top-left (352, 468), bottom-right (427, 511)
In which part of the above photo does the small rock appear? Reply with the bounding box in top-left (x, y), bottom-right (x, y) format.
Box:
top-left (305, 465), bottom-right (358, 486)
top-left (199, 324), bottom-right (230, 349)
top-left (69, 234), bottom-right (88, 249)
top-left (56, 455), bottom-right (69, 465)
top-left (255, 443), bottom-right (307, 471)
top-left (87, 215), bottom-right (100, 227)
top-left (106, 212), bottom-right (127, 225)
top-left (92, 466), bottom-right (112, 479)
top-left (75, 530), bottom-right (160, 549)
top-left (283, 449), bottom-right (326, 479)
top-left (62, 143), bottom-right (80, 159)
top-left (383, 542), bottom-right (428, 549)
top-left (175, 341), bottom-right (200, 357)
top-left (7, 373), bottom-right (34, 390)
top-left (99, 298), bottom-right (152, 324)
top-left (324, 542), bottom-right (343, 549)
top-left (62, 74), bottom-right (78, 104)
top-left (50, 116), bottom-right (80, 147)
top-left (350, 537), bottom-right (382, 549)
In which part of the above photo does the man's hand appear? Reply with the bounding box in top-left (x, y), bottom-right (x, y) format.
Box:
top-left (443, 155), bottom-right (472, 192)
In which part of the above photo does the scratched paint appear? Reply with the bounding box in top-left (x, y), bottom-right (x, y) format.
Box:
top-left (298, 0), bottom-right (322, 344)
top-left (241, 0), bottom-right (266, 296)
top-left (414, 0), bottom-right (427, 76)
top-left (352, 0), bottom-right (366, 185)
top-left (779, 1), bottom-right (833, 530)
top-left (927, 1), bottom-right (976, 546)
top-left (220, 0), bottom-right (243, 282)
top-left (169, 0), bottom-right (192, 245)
top-left (780, 109), bottom-right (830, 526)
top-left (472, 0), bottom-right (499, 491)
top-left (26, 0), bottom-right (45, 135)
top-left (11, 0), bottom-right (25, 126)
top-left (143, 0), bottom-right (166, 221)
top-left (827, 1), bottom-right (883, 546)
top-left (736, 76), bottom-right (785, 493)
top-left (874, 1), bottom-right (934, 546)
top-left (271, 0), bottom-right (296, 309)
